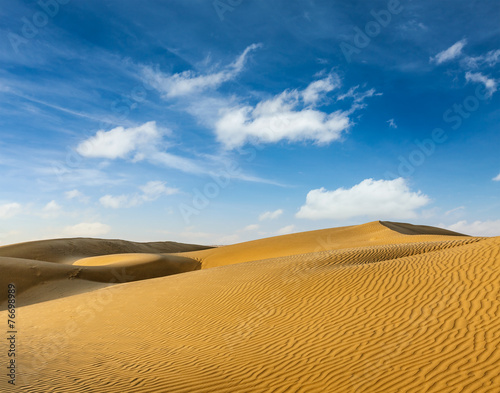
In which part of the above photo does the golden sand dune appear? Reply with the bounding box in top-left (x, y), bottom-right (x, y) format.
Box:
top-left (0, 237), bottom-right (212, 264)
top-left (0, 253), bottom-right (200, 308)
top-left (184, 220), bottom-right (469, 269)
top-left (2, 221), bottom-right (499, 392)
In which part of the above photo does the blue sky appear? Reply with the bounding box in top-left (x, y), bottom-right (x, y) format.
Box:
top-left (1, 0), bottom-right (499, 245)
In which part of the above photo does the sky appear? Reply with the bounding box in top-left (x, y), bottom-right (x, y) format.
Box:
top-left (0, 0), bottom-right (499, 245)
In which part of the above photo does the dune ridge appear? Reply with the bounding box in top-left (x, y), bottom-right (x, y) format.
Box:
top-left (1, 221), bottom-right (499, 392)
top-left (184, 221), bottom-right (475, 269)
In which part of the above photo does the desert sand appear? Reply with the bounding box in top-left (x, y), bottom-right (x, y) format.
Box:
top-left (1, 221), bottom-right (499, 392)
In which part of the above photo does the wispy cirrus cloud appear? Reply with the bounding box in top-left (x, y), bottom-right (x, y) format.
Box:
top-left (387, 118), bottom-right (397, 129)
top-left (465, 72), bottom-right (497, 97)
top-left (462, 49), bottom-right (500, 69)
top-left (100, 181), bottom-right (179, 209)
top-left (141, 43), bottom-right (262, 98)
top-left (430, 39), bottom-right (467, 64)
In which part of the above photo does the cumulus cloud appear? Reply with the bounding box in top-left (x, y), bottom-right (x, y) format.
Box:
top-left (276, 224), bottom-right (296, 235)
top-left (0, 203), bottom-right (22, 219)
top-left (142, 44), bottom-right (261, 98)
top-left (214, 75), bottom-right (361, 149)
top-left (465, 72), bottom-right (497, 97)
top-left (445, 220), bottom-right (500, 237)
top-left (76, 122), bottom-right (208, 175)
top-left (259, 209), bottom-right (283, 221)
top-left (493, 173), bottom-right (500, 181)
top-left (76, 121), bottom-right (162, 160)
top-left (63, 222), bottom-right (111, 237)
top-left (430, 39), bottom-right (467, 64)
top-left (100, 181), bottom-right (179, 209)
top-left (296, 178), bottom-right (430, 220)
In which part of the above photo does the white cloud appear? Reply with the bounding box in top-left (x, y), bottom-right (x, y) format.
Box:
top-left (493, 173), bottom-right (500, 181)
top-left (463, 49), bottom-right (500, 69)
top-left (99, 194), bottom-right (130, 209)
top-left (336, 86), bottom-right (380, 106)
top-left (43, 200), bottom-right (61, 212)
top-left (142, 44), bottom-right (261, 98)
top-left (65, 189), bottom-right (89, 203)
top-left (296, 178), bottom-right (430, 220)
top-left (276, 224), bottom-right (296, 235)
top-left (387, 118), bottom-right (397, 129)
top-left (259, 209), bottom-right (283, 221)
top-left (465, 72), bottom-right (497, 97)
top-left (140, 181), bottom-right (179, 200)
top-left (65, 189), bottom-right (83, 199)
top-left (302, 74), bottom-right (341, 105)
top-left (41, 200), bottom-right (62, 218)
top-left (241, 224), bottom-right (259, 231)
top-left (76, 121), bottom-right (209, 175)
top-left (445, 206), bottom-right (465, 215)
top-left (149, 151), bottom-right (204, 174)
top-left (76, 121), bottom-right (162, 160)
top-left (445, 220), bottom-right (500, 237)
top-left (215, 84), bottom-right (353, 149)
top-left (431, 39), bottom-right (467, 64)
top-left (0, 203), bottom-right (22, 219)
top-left (100, 181), bottom-right (179, 209)
top-left (63, 222), bottom-right (111, 237)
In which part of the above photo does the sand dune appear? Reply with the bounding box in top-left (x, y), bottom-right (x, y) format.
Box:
top-left (0, 253), bottom-right (200, 308)
top-left (0, 239), bottom-right (208, 308)
top-left (1, 221), bottom-right (499, 392)
top-left (0, 237), bottom-right (212, 264)
top-left (183, 220), bottom-right (473, 269)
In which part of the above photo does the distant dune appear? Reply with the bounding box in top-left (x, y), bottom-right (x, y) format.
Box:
top-left (1, 221), bottom-right (499, 392)
top-left (0, 237), bottom-right (212, 264)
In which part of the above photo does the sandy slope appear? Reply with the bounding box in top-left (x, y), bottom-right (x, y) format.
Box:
top-left (1, 221), bottom-right (499, 392)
